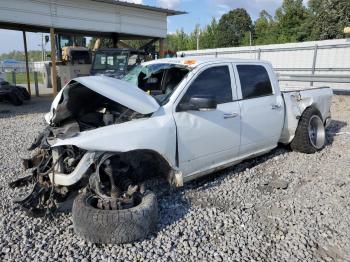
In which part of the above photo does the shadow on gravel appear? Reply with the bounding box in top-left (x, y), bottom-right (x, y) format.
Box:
top-left (155, 186), bottom-right (192, 232)
top-left (0, 96), bottom-right (52, 118)
top-left (186, 147), bottom-right (290, 192)
top-left (153, 147), bottom-right (291, 230)
top-left (326, 119), bottom-right (347, 145)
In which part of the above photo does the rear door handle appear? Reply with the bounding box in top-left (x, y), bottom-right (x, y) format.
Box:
top-left (223, 113), bottom-right (239, 119)
top-left (271, 104), bottom-right (282, 110)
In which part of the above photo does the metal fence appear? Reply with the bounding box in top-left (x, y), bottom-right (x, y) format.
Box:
top-left (0, 62), bottom-right (46, 97)
top-left (178, 38), bottom-right (350, 90)
top-left (0, 61), bottom-right (46, 74)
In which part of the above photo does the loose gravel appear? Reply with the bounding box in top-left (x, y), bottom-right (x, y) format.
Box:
top-left (1, 95), bottom-right (350, 261)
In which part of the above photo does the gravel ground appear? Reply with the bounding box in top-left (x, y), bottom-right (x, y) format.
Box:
top-left (0, 95), bottom-right (350, 261)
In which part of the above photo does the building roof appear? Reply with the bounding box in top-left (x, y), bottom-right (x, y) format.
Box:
top-left (93, 0), bottom-right (186, 16)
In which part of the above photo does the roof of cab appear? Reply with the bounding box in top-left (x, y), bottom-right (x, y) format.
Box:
top-left (142, 57), bottom-right (269, 68)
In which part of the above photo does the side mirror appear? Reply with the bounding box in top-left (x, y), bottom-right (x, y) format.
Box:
top-left (177, 95), bottom-right (217, 112)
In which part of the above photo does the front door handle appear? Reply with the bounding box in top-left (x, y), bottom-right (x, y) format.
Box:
top-left (223, 113), bottom-right (239, 119)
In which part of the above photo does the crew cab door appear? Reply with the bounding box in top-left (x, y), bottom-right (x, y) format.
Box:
top-left (233, 63), bottom-right (284, 155)
top-left (173, 64), bottom-right (241, 177)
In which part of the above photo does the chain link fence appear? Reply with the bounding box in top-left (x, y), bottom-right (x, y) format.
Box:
top-left (0, 62), bottom-right (47, 96)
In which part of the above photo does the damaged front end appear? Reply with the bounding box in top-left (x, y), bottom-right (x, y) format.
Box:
top-left (10, 142), bottom-right (88, 217)
top-left (11, 142), bottom-right (155, 217)
top-left (10, 76), bottom-right (164, 217)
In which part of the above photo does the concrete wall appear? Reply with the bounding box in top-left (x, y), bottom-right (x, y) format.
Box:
top-left (178, 38), bottom-right (350, 89)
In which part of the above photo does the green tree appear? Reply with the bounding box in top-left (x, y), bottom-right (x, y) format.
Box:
top-left (254, 10), bottom-right (279, 45)
top-left (187, 24), bottom-right (201, 50)
top-left (200, 18), bottom-right (219, 49)
top-left (0, 50), bottom-right (44, 62)
top-left (275, 0), bottom-right (311, 43)
top-left (309, 0), bottom-right (350, 40)
top-left (217, 8), bottom-right (252, 47)
top-left (166, 28), bottom-right (190, 51)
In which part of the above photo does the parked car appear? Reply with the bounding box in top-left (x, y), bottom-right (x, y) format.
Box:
top-left (11, 57), bottom-right (332, 244)
top-left (0, 78), bottom-right (30, 105)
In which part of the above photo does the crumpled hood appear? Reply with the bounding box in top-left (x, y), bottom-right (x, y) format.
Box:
top-left (45, 76), bottom-right (160, 124)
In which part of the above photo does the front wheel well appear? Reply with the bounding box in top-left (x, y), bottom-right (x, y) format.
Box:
top-left (98, 149), bottom-right (174, 185)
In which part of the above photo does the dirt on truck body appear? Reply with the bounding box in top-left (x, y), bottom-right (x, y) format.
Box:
top-left (10, 57), bottom-right (332, 244)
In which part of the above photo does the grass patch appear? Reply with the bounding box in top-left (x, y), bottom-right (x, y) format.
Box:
top-left (5, 72), bottom-right (44, 84)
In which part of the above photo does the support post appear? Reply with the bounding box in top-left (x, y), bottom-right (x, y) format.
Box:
top-left (311, 44), bottom-right (318, 86)
top-left (34, 71), bottom-right (39, 97)
top-left (50, 27), bottom-right (58, 96)
top-left (112, 33), bottom-right (119, 48)
top-left (22, 31), bottom-right (31, 97)
top-left (159, 38), bottom-right (165, 58)
top-left (12, 71), bottom-right (16, 85)
top-left (257, 48), bottom-right (261, 60)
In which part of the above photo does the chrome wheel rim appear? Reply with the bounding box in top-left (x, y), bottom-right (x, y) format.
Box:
top-left (308, 115), bottom-right (325, 149)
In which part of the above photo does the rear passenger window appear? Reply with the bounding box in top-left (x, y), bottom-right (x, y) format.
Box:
top-left (237, 65), bottom-right (273, 99)
top-left (182, 66), bottom-right (232, 104)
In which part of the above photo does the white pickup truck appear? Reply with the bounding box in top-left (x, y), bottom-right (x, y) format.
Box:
top-left (12, 57), bottom-right (332, 244)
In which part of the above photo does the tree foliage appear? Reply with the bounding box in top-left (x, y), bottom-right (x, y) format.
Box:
top-left (309, 0), bottom-right (350, 40)
top-left (200, 18), bottom-right (219, 49)
top-left (254, 10), bottom-right (278, 45)
top-left (274, 0), bottom-right (311, 43)
top-left (0, 50), bottom-right (44, 62)
top-left (166, 0), bottom-right (350, 51)
top-left (217, 8), bottom-right (253, 47)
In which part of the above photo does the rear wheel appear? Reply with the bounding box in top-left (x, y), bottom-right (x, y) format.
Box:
top-left (291, 106), bottom-right (326, 154)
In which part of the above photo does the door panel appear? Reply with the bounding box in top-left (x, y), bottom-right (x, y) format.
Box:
top-left (174, 102), bottom-right (241, 176)
top-left (239, 95), bottom-right (284, 155)
top-left (173, 64), bottom-right (241, 177)
top-left (234, 63), bottom-right (284, 155)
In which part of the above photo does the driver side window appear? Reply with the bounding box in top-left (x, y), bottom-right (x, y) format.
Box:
top-left (181, 66), bottom-right (233, 104)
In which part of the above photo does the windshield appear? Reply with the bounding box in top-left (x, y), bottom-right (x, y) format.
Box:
top-left (92, 52), bottom-right (129, 72)
top-left (121, 63), bottom-right (189, 105)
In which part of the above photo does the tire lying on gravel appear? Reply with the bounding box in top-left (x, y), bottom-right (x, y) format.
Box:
top-left (72, 191), bottom-right (158, 244)
top-left (291, 106), bottom-right (326, 154)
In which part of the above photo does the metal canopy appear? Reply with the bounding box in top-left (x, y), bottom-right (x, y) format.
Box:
top-left (0, 0), bottom-right (185, 38)
top-left (93, 0), bottom-right (186, 16)
top-left (0, 0), bottom-right (185, 97)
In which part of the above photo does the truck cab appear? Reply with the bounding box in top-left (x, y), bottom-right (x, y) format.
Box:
top-left (90, 48), bottom-right (148, 79)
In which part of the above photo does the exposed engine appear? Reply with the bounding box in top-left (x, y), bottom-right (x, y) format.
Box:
top-left (9, 82), bottom-right (165, 217)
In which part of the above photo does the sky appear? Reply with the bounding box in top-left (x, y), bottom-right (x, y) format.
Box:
top-left (0, 0), bottom-right (291, 54)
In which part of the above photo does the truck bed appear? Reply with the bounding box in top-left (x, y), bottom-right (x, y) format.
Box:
top-left (279, 86), bottom-right (333, 144)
